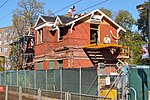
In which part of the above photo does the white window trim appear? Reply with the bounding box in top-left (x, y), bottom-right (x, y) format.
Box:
top-left (37, 29), bottom-right (43, 44)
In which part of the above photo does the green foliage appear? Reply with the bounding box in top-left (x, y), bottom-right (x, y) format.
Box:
top-left (137, 0), bottom-right (150, 34)
top-left (99, 7), bottom-right (112, 18)
top-left (120, 30), bottom-right (145, 64)
top-left (11, 0), bottom-right (45, 70)
top-left (9, 45), bottom-right (22, 70)
top-left (0, 59), bottom-right (4, 71)
top-left (136, 0), bottom-right (150, 64)
top-left (114, 10), bottom-right (136, 30)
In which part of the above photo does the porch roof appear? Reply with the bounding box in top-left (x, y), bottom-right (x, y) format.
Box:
top-left (83, 43), bottom-right (125, 49)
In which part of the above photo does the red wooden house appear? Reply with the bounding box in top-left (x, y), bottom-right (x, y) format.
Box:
top-left (34, 9), bottom-right (129, 74)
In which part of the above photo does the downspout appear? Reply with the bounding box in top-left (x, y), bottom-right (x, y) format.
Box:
top-left (116, 27), bottom-right (121, 44)
top-left (70, 22), bottom-right (75, 33)
top-left (72, 50), bottom-right (74, 68)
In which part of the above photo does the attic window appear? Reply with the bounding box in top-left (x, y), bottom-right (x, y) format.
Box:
top-left (90, 24), bottom-right (99, 44)
top-left (90, 15), bottom-right (102, 23)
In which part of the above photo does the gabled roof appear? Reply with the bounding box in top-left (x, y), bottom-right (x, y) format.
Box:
top-left (65, 9), bottom-right (126, 32)
top-left (34, 16), bottom-right (56, 27)
top-left (58, 15), bottom-right (75, 24)
top-left (35, 9), bottom-right (126, 32)
top-left (42, 16), bottom-right (56, 22)
top-left (35, 15), bottom-right (75, 27)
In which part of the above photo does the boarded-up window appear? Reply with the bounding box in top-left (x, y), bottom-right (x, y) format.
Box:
top-left (57, 60), bottom-right (63, 69)
top-left (49, 60), bottom-right (54, 69)
top-left (37, 61), bottom-right (43, 70)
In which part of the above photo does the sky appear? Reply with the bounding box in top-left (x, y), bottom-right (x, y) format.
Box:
top-left (0, 0), bottom-right (147, 28)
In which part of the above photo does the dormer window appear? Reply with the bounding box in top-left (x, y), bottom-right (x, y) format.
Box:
top-left (58, 27), bottom-right (67, 41)
top-left (58, 27), bottom-right (63, 41)
top-left (37, 28), bottom-right (43, 44)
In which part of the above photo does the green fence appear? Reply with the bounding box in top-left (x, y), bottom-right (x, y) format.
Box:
top-left (128, 66), bottom-right (150, 100)
top-left (0, 68), bottom-right (98, 95)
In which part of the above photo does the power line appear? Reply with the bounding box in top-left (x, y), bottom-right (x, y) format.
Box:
top-left (53, 0), bottom-right (83, 14)
top-left (0, 12), bottom-right (13, 20)
top-left (77, 0), bottom-right (109, 14)
top-left (0, 0), bottom-right (10, 9)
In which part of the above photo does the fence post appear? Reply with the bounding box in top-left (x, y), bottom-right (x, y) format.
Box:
top-left (79, 67), bottom-right (82, 100)
top-left (66, 92), bottom-right (69, 100)
top-left (0, 72), bottom-right (1, 85)
top-left (24, 70), bottom-right (26, 89)
top-left (34, 70), bottom-right (36, 89)
top-left (45, 70), bottom-right (48, 97)
top-left (19, 86), bottom-right (22, 100)
top-left (60, 67), bottom-right (62, 99)
top-left (5, 85), bottom-right (8, 100)
top-left (46, 70), bottom-right (47, 91)
top-left (38, 88), bottom-right (41, 100)
top-left (10, 71), bottom-right (11, 86)
top-left (34, 70), bottom-right (36, 96)
top-left (65, 92), bottom-right (66, 100)
top-left (5, 71), bottom-right (6, 85)
top-left (17, 70), bottom-right (18, 87)
top-left (69, 92), bottom-right (71, 100)
top-left (98, 63), bottom-right (104, 98)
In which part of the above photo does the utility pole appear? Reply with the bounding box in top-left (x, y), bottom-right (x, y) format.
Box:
top-left (137, 4), bottom-right (150, 63)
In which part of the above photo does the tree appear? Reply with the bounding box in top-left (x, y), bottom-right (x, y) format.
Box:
top-left (112, 10), bottom-right (145, 64)
top-left (136, 0), bottom-right (150, 63)
top-left (114, 10), bottom-right (136, 30)
top-left (0, 59), bottom-right (4, 71)
top-left (99, 7), bottom-right (112, 18)
top-left (47, 10), bottom-right (55, 17)
top-left (137, 0), bottom-right (150, 32)
top-left (11, 0), bottom-right (45, 69)
top-left (13, 0), bottom-right (45, 35)
top-left (137, 0), bottom-right (150, 41)
top-left (120, 30), bottom-right (145, 64)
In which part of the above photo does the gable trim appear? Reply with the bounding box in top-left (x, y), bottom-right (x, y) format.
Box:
top-left (66, 9), bottom-right (126, 32)
top-left (54, 16), bottom-right (63, 27)
top-left (34, 16), bottom-right (47, 27)
top-left (35, 23), bottom-right (53, 30)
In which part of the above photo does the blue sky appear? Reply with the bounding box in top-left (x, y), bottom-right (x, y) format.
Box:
top-left (0, 0), bottom-right (146, 28)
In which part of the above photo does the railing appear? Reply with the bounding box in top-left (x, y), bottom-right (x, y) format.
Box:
top-left (3, 86), bottom-right (112, 100)
top-left (117, 46), bottom-right (130, 59)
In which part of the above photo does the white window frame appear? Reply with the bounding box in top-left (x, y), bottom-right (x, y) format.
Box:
top-left (37, 28), bottom-right (43, 44)
top-left (0, 48), bottom-right (2, 52)
top-left (0, 41), bottom-right (2, 45)
top-left (4, 47), bottom-right (8, 53)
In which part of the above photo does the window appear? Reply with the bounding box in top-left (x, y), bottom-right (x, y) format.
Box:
top-left (4, 40), bottom-right (8, 45)
top-left (90, 24), bottom-right (99, 44)
top-left (58, 27), bottom-right (63, 41)
top-left (37, 28), bottom-right (43, 44)
top-left (57, 60), bottom-right (63, 69)
top-left (0, 32), bottom-right (2, 38)
top-left (0, 48), bottom-right (2, 52)
top-left (90, 15), bottom-right (102, 23)
top-left (49, 60), bottom-right (54, 69)
top-left (10, 40), bottom-right (13, 44)
top-left (4, 48), bottom-right (8, 53)
top-left (4, 32), bottom-right (8, 37)
top-left (0, 41), bottom-right (2, 45)
top-left (37, 61), bottom-right (43, 70)
top-left (58, 27), bottom-right (67, 41)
